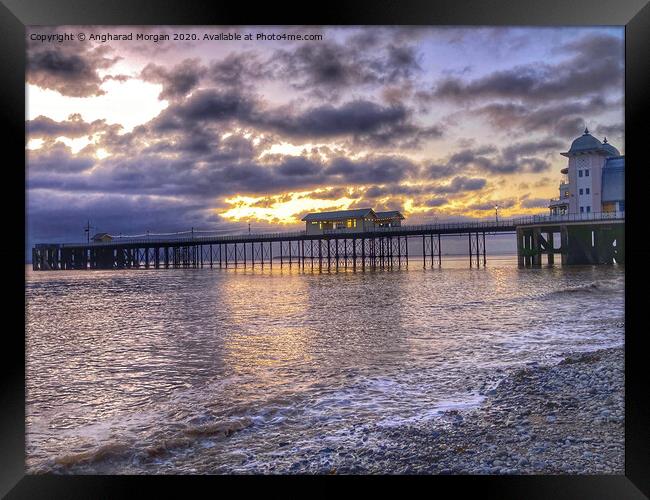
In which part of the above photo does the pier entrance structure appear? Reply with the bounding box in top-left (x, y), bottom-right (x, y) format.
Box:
top-left (32, 212), bottom-right (623, 271)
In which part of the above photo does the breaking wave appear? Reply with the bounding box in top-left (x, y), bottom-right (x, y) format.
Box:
top-left (48, 416), bottom-right (253, 471)
top-left (543, 282), bottom-right (611, 298)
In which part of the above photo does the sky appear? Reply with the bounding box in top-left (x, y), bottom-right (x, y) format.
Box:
top-left (26, 26), bottom-right (624, 247)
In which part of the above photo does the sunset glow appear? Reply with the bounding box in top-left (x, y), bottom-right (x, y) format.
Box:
top-left (221, 191), bottom-right (357, 224)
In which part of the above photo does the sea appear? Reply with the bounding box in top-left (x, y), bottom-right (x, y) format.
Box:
top-left (24, 255), bottom-right (625, 473)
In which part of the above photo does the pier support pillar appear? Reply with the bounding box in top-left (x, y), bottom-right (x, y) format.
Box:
top-left (546, 232), bottom-right (554, 265)
top-left (560, 226), bottom-right (569, 265)
top-left (532, 228), bottom-right (542, 267)
top-left (516, 228), bottom-right (525, 267)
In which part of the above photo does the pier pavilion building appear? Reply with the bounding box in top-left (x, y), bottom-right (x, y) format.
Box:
top-left (375, 211), bottom-right (405, 228)
top-left (91, 232), bottom-right (113, 243)
top-left (302, 208), bottom-right (404, 234)
top-left (549, 128), bottom-right (625, 216)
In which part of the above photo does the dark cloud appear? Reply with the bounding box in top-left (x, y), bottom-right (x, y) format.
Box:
top-left (425, 141), bottom-right (553, 178)
top-left (519, 158), bottom-right (550, 173)
top-left (269, 37), bottom-right (422, 97)
top-left (276, 157), bottom-right (323, 177)
top-left (448, 147), bottom-right (519, 175)
top-left (260, 100), bottom-right (443, 148)
top-left (384, 44), bottom-right (422, 81)
top-left (153, 90), bottom-right (443, 148)
top-left (26, 114), bottom-right (121, 139)
top-left (430, 33), bottom-right (623, 103)
top-left (27, 44), bottom-right (120, 97)
top-left (426, 163), bottom-right (459, 180)
top-left (432, 176), bottom-right (487, 194)
top-left (209, 52), bottom-right (265, 88)
top-left (308, 187), bottom-right (351, 200)
top-left (141, 58), bottom-right (207, 100)
top-left (324, 156), bottom-right (418, 185)
top-left (381, 84), bottom-right (415, 106)
top-left (501, 138), bottom-right (563, 162)
top-left (27, 135), bottom-right (425, 201)
top-left (150, 89), bottom-right (257, 132)
top-left (27, 143), bottom-right (95, 174)
top-left (363, 184), bottom-right (426, 199)
top-left (552, 116), bottom-right (587, 139)
top-left (595, 123), bottom-right (624, 140)
top-left (273, 43), bottom-right (353, 90)
top-left (476, 96), bottom-right (611, 138)
top-left (520, 197), bottom-right (551, 208)
top-left (27, 114), bottom-right (92, 138)
top-left (425, 197), bottom-right (448, 207)
top-left (469, 197), bottom-right (516, 211)
top-left (261, 100), bottom-right (408, 138)
top-left (137, 52), bottom-right (265, 100)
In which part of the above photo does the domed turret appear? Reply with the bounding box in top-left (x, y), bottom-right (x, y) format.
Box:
top-left (600, 137), bottom-right (620, 157)
top-left (564, 127), bottom-right (603, 155)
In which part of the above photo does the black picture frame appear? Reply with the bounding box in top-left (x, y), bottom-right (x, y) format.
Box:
top-left (3, 0), bottom-right (649, 497)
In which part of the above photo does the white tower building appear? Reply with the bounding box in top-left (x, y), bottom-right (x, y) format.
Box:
top-left (549, 128), bottom-right (624, 216)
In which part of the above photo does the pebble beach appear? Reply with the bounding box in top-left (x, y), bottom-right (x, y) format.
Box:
top-left (282, 347), bottom-right (624, 474)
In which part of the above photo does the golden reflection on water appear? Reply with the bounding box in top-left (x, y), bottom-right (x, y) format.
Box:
top-left (217, 268), bottom-right (316, 374)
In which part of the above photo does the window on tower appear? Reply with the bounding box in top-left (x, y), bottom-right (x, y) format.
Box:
top-left (586, 188), bottom-right (590, 194)
top-left (579, 188), bottom-right (583, 195)
top-left (585, 169), bottom-right (590, 177)
top-left (578, 170), bottom-right (583, 177)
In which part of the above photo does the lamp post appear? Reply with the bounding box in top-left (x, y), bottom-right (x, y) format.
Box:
top-left (83, 220), bottom-right (95, 244)
top-left (495, 204), bottom-right (499, 224)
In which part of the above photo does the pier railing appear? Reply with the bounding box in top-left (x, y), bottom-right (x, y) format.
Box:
top-left (42, 211), bottom-right (624, 249)
top-left (513, 211), bottom-right (624, 226)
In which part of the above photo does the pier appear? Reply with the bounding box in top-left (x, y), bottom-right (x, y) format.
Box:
top-left (32, 212), bottom-right (624, 271)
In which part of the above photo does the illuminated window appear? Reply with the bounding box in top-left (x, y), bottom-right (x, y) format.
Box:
top-left (346, 219), bottom-right (357, 228)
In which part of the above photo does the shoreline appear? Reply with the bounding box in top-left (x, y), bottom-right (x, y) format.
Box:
top-left (326, 345), bottom-right (624, 474)
top-left (32, 345), bottom-right (625, 475)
